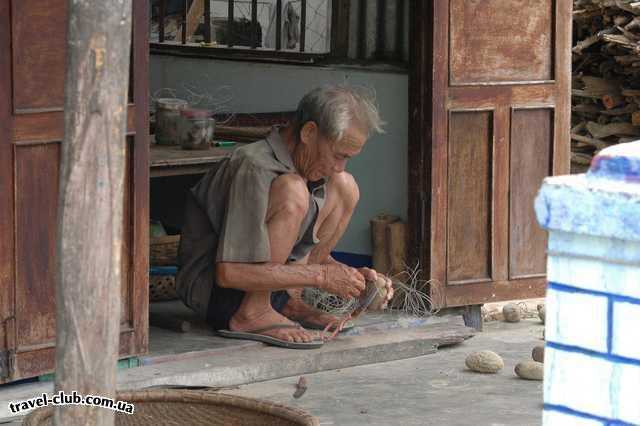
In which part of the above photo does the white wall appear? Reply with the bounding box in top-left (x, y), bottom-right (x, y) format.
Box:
top-left (150, 55), bottom-right (408, 255)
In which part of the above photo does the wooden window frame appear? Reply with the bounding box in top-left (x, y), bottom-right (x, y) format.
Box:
top-left (150, 0), bottom-right (350, 66)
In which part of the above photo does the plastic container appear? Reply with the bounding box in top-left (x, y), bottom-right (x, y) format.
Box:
top-left (155, 98), bottom-right (188, 145)
top-left (179, 108), bottom-right (215, 150)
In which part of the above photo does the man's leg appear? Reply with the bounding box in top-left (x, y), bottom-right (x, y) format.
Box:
top-left (228, 174), bottom-right (315, 343)
top-left (281, 172), bottom-right (360, 326)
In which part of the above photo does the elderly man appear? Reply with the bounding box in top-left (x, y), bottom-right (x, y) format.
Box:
top-left (176, 85), bottom-right (393, 349)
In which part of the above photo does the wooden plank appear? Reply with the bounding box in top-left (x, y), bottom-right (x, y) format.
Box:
top-left (151, 165), bottom-right (214, 178)
top-left (510, 108), bottom-right (553, 279)
top-left (11, 0), bottom-right (68, 111)
top-left (430, 0), bottom-right (448, 294)
top-left (15, 144), bottom-right (59, 349)
top-left (449, 0), bottom-right (554, 84)
top-left (447, 111), bottom-right (493, 283)
top-left (492, 106), bottom-right (510, 283)
top-left (406, 0), bottom-right (430, 278)
top-left (150, 144), bottom-right (236, 168)
top-left (331, 0), bottom-right (350, 58)
top-left (444, 277), bottom-right (547, 307)
top-left (121, 141), bottom-right (133, 327)
top-left (553, 0), bottom-right (572, 176)
top-left (13, 105), bottom-right (136, 144)
top-left (132, 0), bottom-right (151, 356)
top-left (0, 0), bottom-right (15, 375)
top-left (448, 84), bottom-right (556, 109)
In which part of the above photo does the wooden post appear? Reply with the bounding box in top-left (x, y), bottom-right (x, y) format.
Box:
top-left (55, 1), bottom-right (132, 425)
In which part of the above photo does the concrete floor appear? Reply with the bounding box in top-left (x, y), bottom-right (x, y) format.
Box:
top-left (226, 318), bottom-right (545, 426)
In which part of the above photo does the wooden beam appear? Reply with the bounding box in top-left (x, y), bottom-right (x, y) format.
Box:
top-left (55, 1), bottom-right (132, 424)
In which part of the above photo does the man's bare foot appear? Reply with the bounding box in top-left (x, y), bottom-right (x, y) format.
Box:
top-left (229, 307), bottom-right (315, 343)
top-left (281, 290), bottom-right (342, 329)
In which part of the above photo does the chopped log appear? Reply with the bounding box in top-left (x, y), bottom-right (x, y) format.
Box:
top-left (572, 152), bottom-right (594, 165)
top-left (622, 89), bottom-right (640, 97)
top-left (573, 34), bottom-right (601, 53)
top-left (371, 214), bottom-right (399, 274)
top-left (600, 103), bottom-right (638, 114)
top-left (587, 121), bottom-right (640, 138)
top-left (571, 133), bottom-right (610, 150)
top-left (602, 93), bottom-right (626, 108)
top-left (573, 89), bottom-right (605, 99)
top-left (572, 104), bottom-right (601, 115)
top-left (582, 76), bottom-right (622, 95)
top-left (386, 221), bottom-right (407, 277)
top-left (571, 122), bottom-right (588, 133)
top-left (571, 0), bottom-right (640, 172)
top-left (614, 54), bottom-right (640, 64)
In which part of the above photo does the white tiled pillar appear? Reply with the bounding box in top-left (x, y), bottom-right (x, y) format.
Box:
top-left (535, 141), bottom-right (640, 426)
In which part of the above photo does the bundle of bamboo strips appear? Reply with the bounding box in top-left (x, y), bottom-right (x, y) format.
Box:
top-left (572, 0), bottom-right (640, 172)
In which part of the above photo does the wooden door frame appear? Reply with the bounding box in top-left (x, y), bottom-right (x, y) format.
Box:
top-left (0, 0), bottom-right (16, 382)
top-left (0, 0), bottom-right (149, 383)
top-left (407, 0), bottom-right (572, 308)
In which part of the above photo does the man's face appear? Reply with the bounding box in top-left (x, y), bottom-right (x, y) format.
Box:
top-left (297, 122), bottom-right (367, 181)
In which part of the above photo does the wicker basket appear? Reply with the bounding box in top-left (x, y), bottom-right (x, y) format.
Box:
top-left (150, 235), bottom-right (180, 266)
top-left (23, 389), bottom-right (319, 425)
top-left (149, 273), bottom-right (178, 302)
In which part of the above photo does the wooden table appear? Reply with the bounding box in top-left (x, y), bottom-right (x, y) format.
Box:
top-left (150, 143), bottom-right (243, 178)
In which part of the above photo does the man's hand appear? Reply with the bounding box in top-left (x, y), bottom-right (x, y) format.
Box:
top-left (321, 264), bottom-right (366, 298)
top-left (358, 268), bottom-right (394, 309)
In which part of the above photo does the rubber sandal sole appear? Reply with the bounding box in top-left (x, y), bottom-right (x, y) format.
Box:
top-left (216, 329), bottom-right (324, 350)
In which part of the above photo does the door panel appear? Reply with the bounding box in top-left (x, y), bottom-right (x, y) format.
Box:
top-left (11, 0), bottom-right (67, 112)
top-left (509, 108), bottom-right (553, 279)
top-left (449, 0), bottom-right (554, 84)
top-left (0, 0), bottom-right (15, 381)
top-left (15, 144), bottom-right (59, 349)
top-left (447, 111), bottom-right (493, 284)
top-left (409, 0), bottom-right (571, 307)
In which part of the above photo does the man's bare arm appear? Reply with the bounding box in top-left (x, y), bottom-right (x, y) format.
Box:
top-left (216, 262), bottom-right (365, 299)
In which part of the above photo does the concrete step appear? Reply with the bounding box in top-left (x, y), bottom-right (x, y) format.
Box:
top-left (0, 314), bottom-right (474, 420)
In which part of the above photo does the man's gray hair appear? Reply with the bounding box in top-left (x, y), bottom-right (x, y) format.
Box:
top-left (293, 85), bottom-right (384, 142)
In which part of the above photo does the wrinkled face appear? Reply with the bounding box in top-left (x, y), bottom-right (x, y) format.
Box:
top-left (293, 121), bottom-right (367, 181)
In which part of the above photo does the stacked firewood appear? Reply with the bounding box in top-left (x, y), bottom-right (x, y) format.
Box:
top-left (572, 0), bottom-right (640, 173)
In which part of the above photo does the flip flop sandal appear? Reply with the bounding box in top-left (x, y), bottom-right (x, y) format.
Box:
top-left (295, 319), bottom-right (355, 333)
top-left (216, 324), bottom-right (324, 349)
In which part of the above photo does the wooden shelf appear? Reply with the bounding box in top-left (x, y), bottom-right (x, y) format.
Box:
top-left (150, 142), bottom-right (243, 178)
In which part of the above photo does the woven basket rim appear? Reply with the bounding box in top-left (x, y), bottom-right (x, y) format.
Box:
top-left (23, 389), bottom-right (319, 426)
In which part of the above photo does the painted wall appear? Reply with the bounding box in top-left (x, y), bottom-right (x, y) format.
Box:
top-left (150, 54), bottom-right (408, 256)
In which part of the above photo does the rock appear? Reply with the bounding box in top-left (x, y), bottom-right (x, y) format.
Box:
top-left (465, 350), bottom-right (504, 373)
top-left (532, 345), bottom-right (545, 363)
top-left (537, 303), bottom-right (546, 324)
top-left (515, 361), bottom-right (544, 380)
top-left (502, 303), bottom-right (521, 322)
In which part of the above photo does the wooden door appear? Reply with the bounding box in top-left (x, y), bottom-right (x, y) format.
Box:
top-left (0, 0), bottom-right (149, 383)
top-left (409, 0), bottom-right (572, 308)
